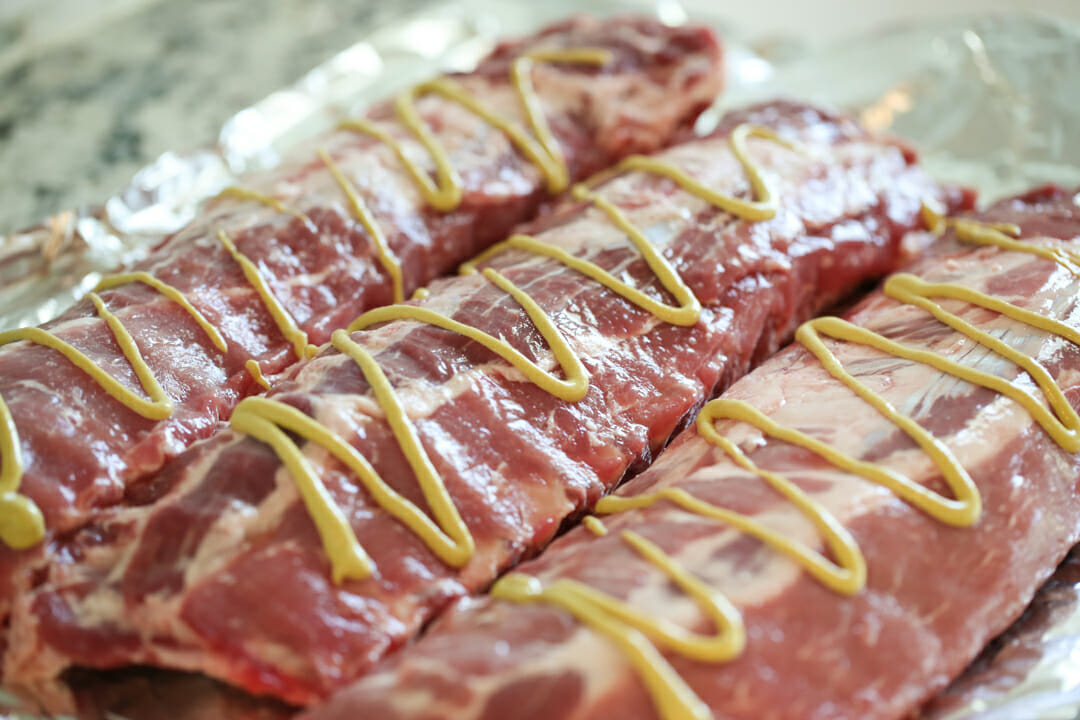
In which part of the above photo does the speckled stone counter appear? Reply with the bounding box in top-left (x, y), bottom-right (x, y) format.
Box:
top-left (0, 0), bottom-right (428, 233)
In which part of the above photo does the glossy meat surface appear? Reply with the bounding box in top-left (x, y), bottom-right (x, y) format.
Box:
top-left (923, 547), bottom-right (1080, 718)
top-left (303, 186), bottom-right (1080, 720)
top-left (0, 14), bottom-right (722, 620)
top-left (5, 101), bottom-right (956, 711)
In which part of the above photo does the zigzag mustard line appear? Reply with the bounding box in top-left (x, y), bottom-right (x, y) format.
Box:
top-left (497, 216), bottom-right (1080, 720)
top-left (233, 123), bottom-right (798, 584)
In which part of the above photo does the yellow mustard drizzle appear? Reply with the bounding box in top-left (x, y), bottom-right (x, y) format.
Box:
top-left (218, 230), bottom-right (319, 361)
top-left (230, 329), bottom-right (475, 582)
top-left (231, 123), bottom-right (797, 583)
top-left (94, 272), bottom-right (228, 353)
top-left (0, 291), bottom-right (180, 548)
top-left (492, 217), bottom-right (1080, 719)
top-left (338, 48), bottom-right (610, 211)
top-left (922, 202), bottom-right (1080, 275)
top-left (317, 48), bottom-right (611, 304)
top-left (213, 186), bottom-right (314, 228)
top-left (0, 397), bottom-right (43, 550)
top-left (583, 125), bottom-right (797, 223)
top-left (461, 126), bottom-right (796, 327)
top-left (0, 49), bottom-right (632, 551)
top-left (0, 189), bottom-right (333, 549)
top-left (509, 48), bottom-right (614, 193)
top-left (318, 148), bottom-right (405, 304)
top-left (245, 360), bottom-right (271, 390)
top-left (583, 515), bottom-right (608, 536)
top-left (349, 267), bottom-right (589, 402)
top-left (879, 275), bottom-right (1080, 451)
top-left (492, 529), bottom-right (743, 720)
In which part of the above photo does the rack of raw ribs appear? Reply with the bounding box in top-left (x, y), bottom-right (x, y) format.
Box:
top-left (2, 14), bottom-right (1079, 720)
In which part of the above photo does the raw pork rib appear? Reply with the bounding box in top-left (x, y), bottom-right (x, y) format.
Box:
top-left (303, 186), bottom-right (1080, 720)
top-left (922, 547), bottom-right (1080, 718)
top-left (0, 15), bottom-right (721, 610)
top-left (5, 101), bottom-right (961, 711)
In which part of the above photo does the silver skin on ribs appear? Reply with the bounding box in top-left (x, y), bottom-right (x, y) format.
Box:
top-left (3, 100), bottom-right (963, 713)
top-left (301, 186), bottom-right (1080, 720)
top-left (0, 14), bottom-right (723, 635)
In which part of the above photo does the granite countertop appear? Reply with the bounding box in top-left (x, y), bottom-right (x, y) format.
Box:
top-left (5, 0), bottom-right (1080, 237)
top-left (0, 0), bottom-right (428, 234)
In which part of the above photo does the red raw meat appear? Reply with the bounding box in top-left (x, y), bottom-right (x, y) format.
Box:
top-left (0, 14), bottom-right (722, 625)
top-left (922, 547), bottom-right (1080, 718)
top-left (302, 186), bottom-right (1080, 720)
top-left (5, 101), bottom-right (962, 712)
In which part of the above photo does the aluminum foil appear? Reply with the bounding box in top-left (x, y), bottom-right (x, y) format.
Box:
top-left (2, 2), bottom-right (1080, 718)
top-left (721, 12), bottom-right (1080, 202)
